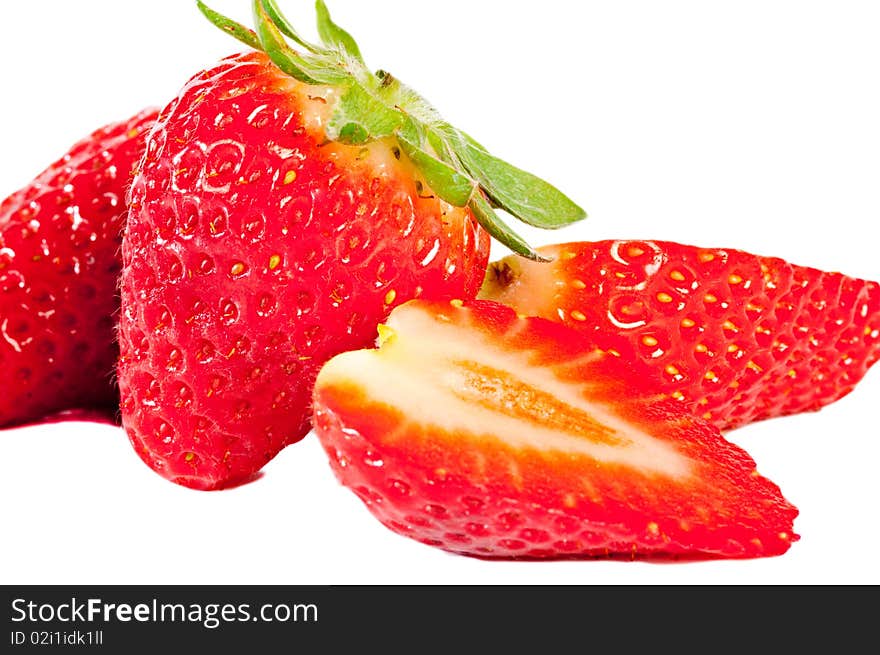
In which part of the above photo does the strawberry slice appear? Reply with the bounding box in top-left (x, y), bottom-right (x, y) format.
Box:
top-left (312, 299), bottom-right (799, 560)
top-left (480, 240), bottom-right (880, 431)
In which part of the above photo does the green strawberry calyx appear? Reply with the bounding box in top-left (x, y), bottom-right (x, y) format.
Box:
top-left (197, 0), bottom-right (587, 261)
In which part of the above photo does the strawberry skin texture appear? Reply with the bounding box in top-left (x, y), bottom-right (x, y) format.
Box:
top-left (0, 109), bottom-right (157, 428)
top-left (118, 52), bottom-right (490, 490)
top-left (313, 300), bottom-right (798, 560)
top-left (481, 241), bottom-right (880, 431)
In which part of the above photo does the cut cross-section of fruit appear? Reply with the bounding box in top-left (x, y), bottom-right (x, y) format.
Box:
top-left (312, 299), bottom-right (799, 560)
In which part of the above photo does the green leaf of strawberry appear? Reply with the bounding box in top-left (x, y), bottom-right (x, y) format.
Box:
top-left (196, 0), bottom-right (261, 50)
top-left (327, 83), bottom-right (404, 144)
top-left (314, 0), bottom-right (364, 64)
top-left (252, 0), bottom-right (349, 85)
top-left (452, 131), bottom-right (587, 230)
top-left (197, 0), bottom-right (588, 260)
top-left (397, 132), bottom-right (475, 208)
top-left (261, 0), bottom-right (321, 53)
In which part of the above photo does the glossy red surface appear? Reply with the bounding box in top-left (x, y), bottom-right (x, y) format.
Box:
top-left (313, 300), bottom-right (798, 560)
top-left (482, 240), bottom-right (880, 430)
top-left (0, 109), bottom-right (157, 428)
top-left (118, 52), bottom-right (490, 490)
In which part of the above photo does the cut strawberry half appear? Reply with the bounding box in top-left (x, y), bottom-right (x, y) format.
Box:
top-left (480, 240), bottom-right (880, 431)
top-left (312, 299), bottom-right (799, 560)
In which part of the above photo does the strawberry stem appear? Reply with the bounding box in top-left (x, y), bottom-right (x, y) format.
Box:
top-left (197, 0), bottom-right (588, 261)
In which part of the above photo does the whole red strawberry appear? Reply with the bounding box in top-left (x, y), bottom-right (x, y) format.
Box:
top-left (117, 1), bottom-right (584, 490)
top-left (313, 300), bottom-right (799, 560)
top-left (0, 109), bottom-right (157, 428)
top-left (480, 240), bottom-right (880, 430)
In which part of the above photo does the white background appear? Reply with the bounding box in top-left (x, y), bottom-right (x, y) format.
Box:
top-left (1, 0), bottom-right (878, 585)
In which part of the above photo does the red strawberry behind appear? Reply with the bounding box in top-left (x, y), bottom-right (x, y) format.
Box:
top-left (0, 109), bottom-right (157, 428)
top-left (313, 299), bottom-right (799, 560)
top-left (480, 240), bottom-right (880, 431)
top-left (117, 1), bottom-right (584, 490)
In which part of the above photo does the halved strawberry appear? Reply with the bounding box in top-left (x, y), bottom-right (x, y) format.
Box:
top-left (480, 241), bottom-right (880, 431)
top-left (312, 299), bottom-right (798, 560)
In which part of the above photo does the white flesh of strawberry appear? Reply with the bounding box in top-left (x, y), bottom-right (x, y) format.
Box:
top-left (317, 304), bottom-right (693, 480)
top-left (479, 251), bottom-right (566, 319)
